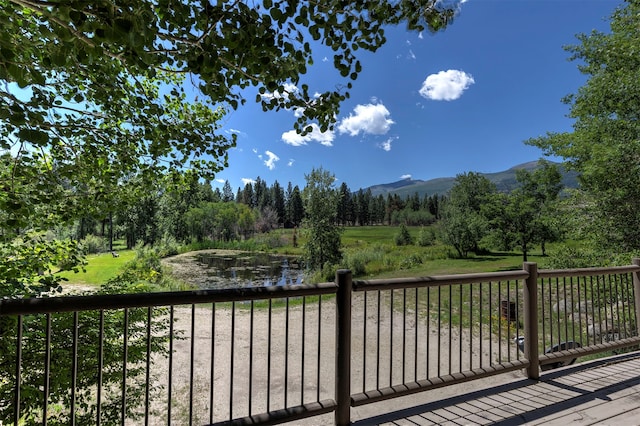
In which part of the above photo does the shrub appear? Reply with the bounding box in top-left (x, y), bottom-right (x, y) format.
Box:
top-left (80, 234), bottom-right (108, 254)
top-left (399, 253), bottom-right (423, 269)
top-left (253, 232), bottom-right (286, 249)
top-left (344, 254), bottom-right (366, 276)
top-left (417, 227), bottom-right (436, 247)
top-left (342, 246), bottom-right (386, 277)
top-left (156, 234), bottom-right (180, 258)
top-left (394, 224), bottom-right (413, 246)
top-left (306, 262), bottom-right (340, 283)
top-left (545, 247), bottom-right (605, 268)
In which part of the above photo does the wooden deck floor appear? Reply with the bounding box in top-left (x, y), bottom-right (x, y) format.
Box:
top-left (347, 352), bottom-right (640, 426)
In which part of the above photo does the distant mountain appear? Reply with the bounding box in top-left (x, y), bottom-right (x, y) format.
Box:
top-left (366, 161), bottom-right (579, 198)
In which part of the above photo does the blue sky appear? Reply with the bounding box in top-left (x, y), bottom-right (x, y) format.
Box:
top-left (214, 0), bottom-right (621, 192)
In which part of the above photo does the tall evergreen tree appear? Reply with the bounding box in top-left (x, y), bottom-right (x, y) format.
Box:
top-left (222, 180), bottom-right (235, 202)
top-left (289, 186), bottom-right (305, 228)
top-left (336, 183), bottom-right (352, 226)
top-left (272, 181), bottom-right (286, 227)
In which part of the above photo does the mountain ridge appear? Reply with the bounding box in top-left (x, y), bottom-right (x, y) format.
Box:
top-left (365, 161), bottom-right (579, 198)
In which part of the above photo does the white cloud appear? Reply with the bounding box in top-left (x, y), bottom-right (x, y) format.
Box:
top-left (241, 178), bottom-right (256, 186)
top-left (260, 82), bottom-right (298, 101)
top-left (225, 128), bottom-right (246, 137)
top-left (264, 150), bottom-right (280, 170)
top-left (288, 159), bottom-right (295, 167)
top-left (281, 124), bottom-right (335, 146)
top-left (338, 103), bottom-right (395, 136)
top-left (418, 32), bottom-right (424, 39)
top-left (379, 136), bottom-right (398, 152)
top-left (401, 174), bottom-right (412, 180)
top-left (215, 178), bottom-right (225, 184)
top-left (419, 69), bottom-right (475, 101)
top-left (408, 49), bottom-right (416, 60)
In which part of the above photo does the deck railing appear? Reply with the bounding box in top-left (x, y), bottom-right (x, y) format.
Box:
top-left (2, 260), bottom-right (640, 425)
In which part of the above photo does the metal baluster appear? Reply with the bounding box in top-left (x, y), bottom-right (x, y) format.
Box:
top-left (190, 304), bottom-right (195, 425)
top-left (249, 300), bottom-right (254, 415)
top-left (71, 312), bottom-right (78, 426)
top-left (316, 296), bottom-right (321, 403)
top-left (168, 306), bottom-right (174, 425)
top-left (44, 313), bottom-right (51, 426)
top-left (214, 302), bottom-right (216, 423)
top-left (145, 307), bottom-right (152, 425)
top-left (363, 291), bottom-right (367, 392)
top-left (376, 291), bottom-right (381, 390)
top-left (121, 309), bottom-right (128, 425)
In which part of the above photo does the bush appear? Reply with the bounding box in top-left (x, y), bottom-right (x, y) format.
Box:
top-left (306, 262), bottom-right (340, 283)
top-left (547, 247), bottom-right (640, 269)
top-left (417, 227), bottom-right (436, 247)
top-left (546, 247), bottom-right (606, 269)
top-left (156, 234), bottom-right (180, 258)
top-left (253, 232), bottom-right (286, 249)
top-left (343, 254), bottom-right (366, 276)
top-left (342, 246), bottom-right (386, 277)
top-left (394, 224), bottom-right (413, 246)
top-left (80, 234), bottom-right (108, 254)
top-left (399, 253), bottom-right (423, 269)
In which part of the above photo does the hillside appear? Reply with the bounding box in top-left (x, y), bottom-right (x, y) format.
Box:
top-left (366, 161), bottom-right (579, 198)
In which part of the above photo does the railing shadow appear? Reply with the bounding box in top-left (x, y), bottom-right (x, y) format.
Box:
top-left (352, 352), bottom-right (640, 426)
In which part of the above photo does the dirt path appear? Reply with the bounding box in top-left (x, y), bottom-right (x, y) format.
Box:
top-left (146, 295), bottom-right (521, 425)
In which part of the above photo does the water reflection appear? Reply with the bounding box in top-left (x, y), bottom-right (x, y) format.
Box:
top-left (195, 253), bottom-right (304, 289)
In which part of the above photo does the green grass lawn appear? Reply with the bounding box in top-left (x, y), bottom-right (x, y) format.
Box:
top-left (339, 225), bottom-right (557, 278)
top-left (57, 249), bottom-right (135, 287)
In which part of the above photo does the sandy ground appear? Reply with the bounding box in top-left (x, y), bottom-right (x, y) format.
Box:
top-left (144, 293), bottom-right (522, 425)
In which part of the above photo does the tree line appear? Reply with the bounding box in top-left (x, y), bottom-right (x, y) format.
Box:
top-left (71, 172), bottom-right (446, 251)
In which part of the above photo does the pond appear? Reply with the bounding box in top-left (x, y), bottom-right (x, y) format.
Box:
top-left (166, 251), bottom-right (305, 289)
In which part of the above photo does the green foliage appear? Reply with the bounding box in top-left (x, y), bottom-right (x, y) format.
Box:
top-left (301, 167), bottom-right (342, 270)
top-left (440, 172), bottom-right (495, 258)
top-left (184, 201), bottom-right (255, 243)
top-left (399, 253), bottom-right (423, 269)
top-left (0, 267), bottom-right (172, 424)
top-left (527, 1), bottom-right (640, 251)
top-left (155, 234), bottom-right (180, 258)
top-left (483, 162), bottom-right (563, 261)
top-left (79, 234), bottom-right (109, 254)
top-left (546, 246), bottom-right (640, 269)
top-left (0, 0), bottom-right (459, 297)
top-left (390, 208), bottom-right (435, 226)
top-left (0, 233), bottom-right (85, 298)
top-left (342, 246), bottom-right (386, 276)
top-left (440, 211), bottom-right (487, 258)
top-left (417, 226), bottom-right (436, 247)
top-left (394, 224), bottom-right (414, 246)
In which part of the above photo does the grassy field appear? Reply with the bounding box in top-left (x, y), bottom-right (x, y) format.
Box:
top-left (340, 225), bottom-right (556, 277)
top-left (59, 225), bottom-right (559, 287)
top-left (57, 249), bottom-right (135, 287)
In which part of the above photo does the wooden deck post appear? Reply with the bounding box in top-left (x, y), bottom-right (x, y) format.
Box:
top-left (523, 262), bottom-right (539, 380)
top-left (632, 258), bottom-right (640, 339)
top-left (335, 269), bottom-right (352, 425)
